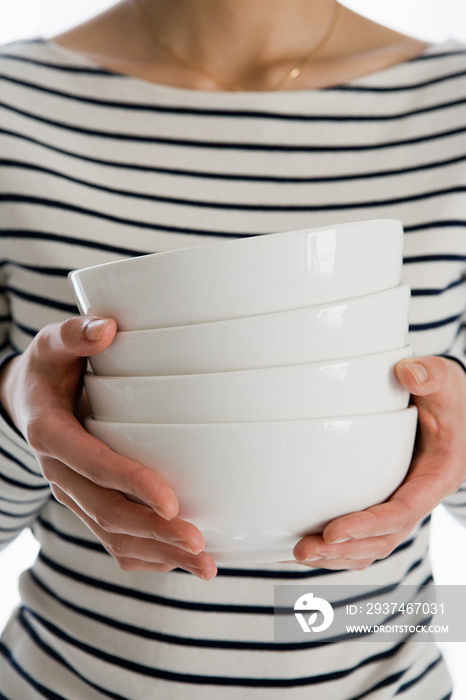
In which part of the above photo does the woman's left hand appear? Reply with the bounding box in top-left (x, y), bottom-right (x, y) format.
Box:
top-left (292, 355), bottom-right (466, 570)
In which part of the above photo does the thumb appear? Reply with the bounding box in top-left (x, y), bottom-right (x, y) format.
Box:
top-left (395, 355), bottom-right (455, 410)
top-left (46, 316), bottom-right (118, 367)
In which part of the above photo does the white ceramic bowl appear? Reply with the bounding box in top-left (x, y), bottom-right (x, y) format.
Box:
top-left (85, 407), bottom-right (418, 563)
top-left (89, 284), bottom-right (410, 377)
top-left (70, 219), bottom-right (404, 331)
top-left (85, 346), bottom-right (413, 424)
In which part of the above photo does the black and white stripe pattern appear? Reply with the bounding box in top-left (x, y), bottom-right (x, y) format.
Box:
top-left (1, 37), bottom-right (465, 697)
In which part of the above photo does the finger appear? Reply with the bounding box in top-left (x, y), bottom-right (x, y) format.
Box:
top-left (52, 484), bottom-right (217, 579)
top-left (321, 358), bottom-right (466, 544)
top-left (293, 531), bottom-right (401, 563)
top-left (396, 356), bottom-right (466, 464)
top-left (104, 536), bottom-right (217, 579)
top-left (4, 316), bottom-right (115, 384)
top-left (104, 558), bottom-right (177, 573)
top-left (298, 557), bottom-right (376, 571)
top-left (395, 355), bottom-right (466, 412)
top-left (36, 421), bottom-right (179, 520)
top-left (35, 316), bottom-right (118, 370)
top-left (321, 454), bottom-right (457, 543)
top-left (13, 317), bottom-right (118, 428)
top-left (45, 458), bottom-right (204, 553)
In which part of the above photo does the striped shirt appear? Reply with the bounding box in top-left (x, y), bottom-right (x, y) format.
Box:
top-left (1, 36), bottom-right (466, 699)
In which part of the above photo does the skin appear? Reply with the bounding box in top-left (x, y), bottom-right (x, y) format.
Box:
top-left (0, 318), bottom-right (217, 580)
top-left (1, 1), bottom-right (465, 578)
top-left (49, 0), bottom-right (429, 91)
top-left (292, 357), bottom-right (466, 568)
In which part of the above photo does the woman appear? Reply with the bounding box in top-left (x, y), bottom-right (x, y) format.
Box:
top-left (0, 0), bottom-right (465, 697)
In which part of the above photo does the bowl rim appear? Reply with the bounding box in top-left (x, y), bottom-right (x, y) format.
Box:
top-left (97, 282), bottom-right (410, 339)
top-left (84, 404), bottom-right (418, 430)
top-left (85, 344), bottom-right (413, 383)
top-left (69, 218), bottom-right (403, 281)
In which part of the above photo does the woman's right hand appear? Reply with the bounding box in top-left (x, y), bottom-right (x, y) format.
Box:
top-left (0, 316), bottom-right (217, 580)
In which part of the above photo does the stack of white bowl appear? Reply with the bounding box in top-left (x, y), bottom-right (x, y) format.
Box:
top-left (70, 219), bottom-right (417, 564)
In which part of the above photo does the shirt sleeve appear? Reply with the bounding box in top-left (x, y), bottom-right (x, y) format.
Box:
top-left (0, 276), bottom-right (51, 552)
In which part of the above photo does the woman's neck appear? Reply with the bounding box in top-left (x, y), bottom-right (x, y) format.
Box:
top-left (131, 0), bottom-right (339, 90)
top-left (50, 0), bottom-right (429, 91)
top-left (137, 0), bottom-right (335, 67)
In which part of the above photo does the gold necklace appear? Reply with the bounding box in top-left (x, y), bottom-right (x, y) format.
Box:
top-left (130, 0), bottom-right (341, 91)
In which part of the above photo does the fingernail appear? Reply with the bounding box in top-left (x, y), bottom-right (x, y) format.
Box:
top-left (328, 536), bottom-right (351, 544)
top-left (297, 554), bottom-right (323, 562)
top-left (402, 361), bottom-right (428, 385)
top-left (157, 502), bottom-right (179, 521)
top-left (192, 567), bottom-right (208, 580)
top-left (84, 318), bottom-right (109, 342)
top-left (174, 539), bottom-right (200, 555)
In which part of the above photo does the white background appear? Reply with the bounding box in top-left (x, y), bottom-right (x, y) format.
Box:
top-left (1, 0), bottom-right (466, 697)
